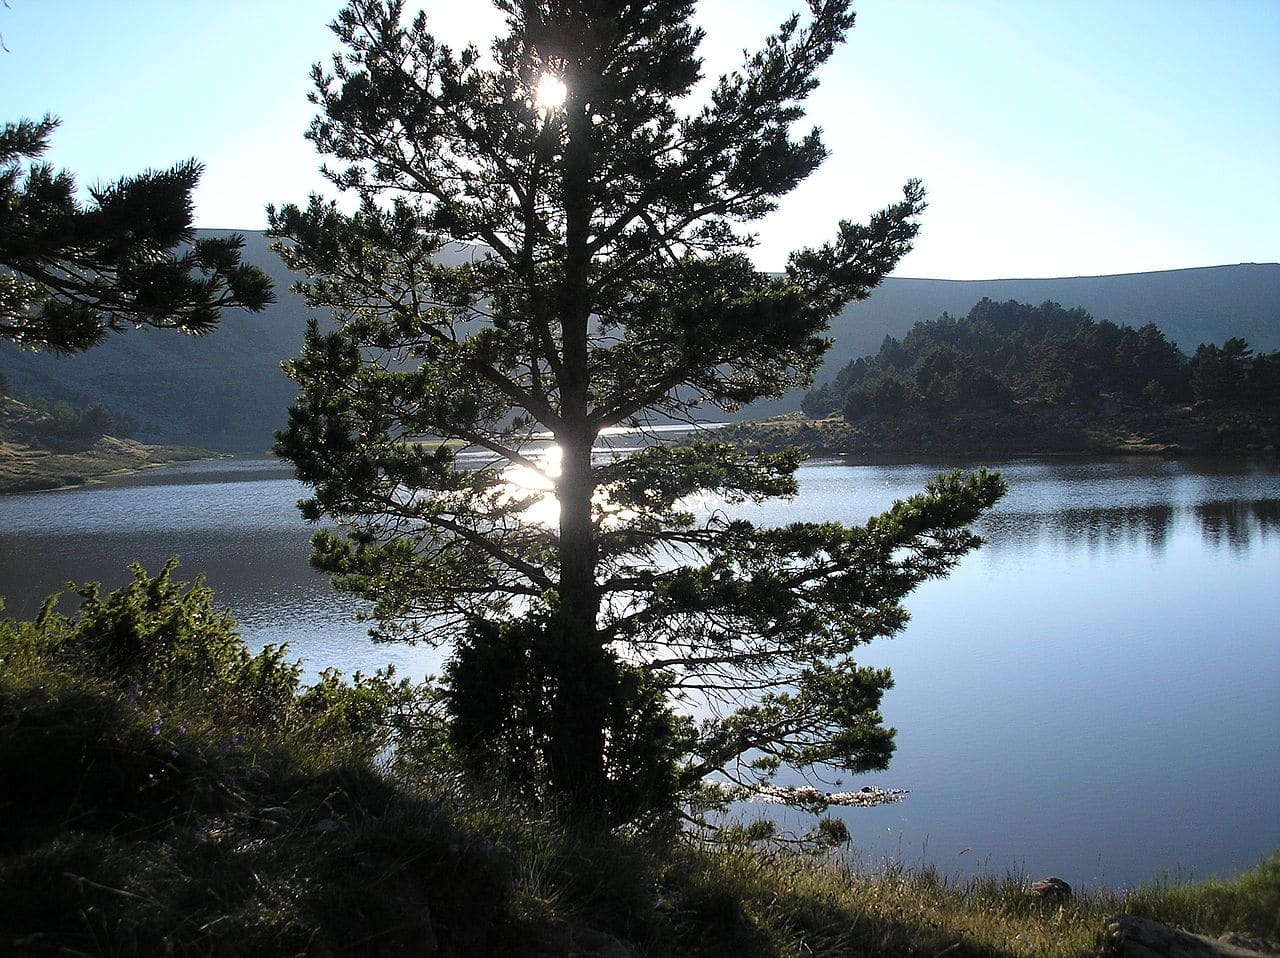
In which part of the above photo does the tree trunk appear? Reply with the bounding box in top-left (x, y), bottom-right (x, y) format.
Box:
top-left (547, 72), bottom-right (611, 818)
top-left (550, 428), bottom-right (611, 816)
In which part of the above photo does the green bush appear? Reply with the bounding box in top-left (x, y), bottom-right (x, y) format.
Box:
top-left (0, 562), bottom-right (521, 956)
top-left (445, 611), bottom-right (690, 830)
top-left (4, 565), bottom-right (1277, 956)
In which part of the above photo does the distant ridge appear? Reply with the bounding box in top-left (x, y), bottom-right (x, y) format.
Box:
top-left (1, 231), bottom-right (1276, 452)
top-left (823, 262), bottom-right (1279, 372)
top-left (897, 262), bottom-right (1275, 281)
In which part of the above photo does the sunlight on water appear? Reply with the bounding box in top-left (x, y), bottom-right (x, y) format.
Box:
top-left (500, 442), bottom-right (644, 530)
top-left (503, 442), bottom-right (562, 528)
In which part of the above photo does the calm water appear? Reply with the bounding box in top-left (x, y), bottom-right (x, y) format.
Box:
top-left (1, 455), bottom-right (1277, 889)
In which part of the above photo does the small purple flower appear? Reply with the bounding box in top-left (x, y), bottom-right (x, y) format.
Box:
top-left (148, 711), bottom-right (162, 736)
top-left (176, 725), bottom-right (187, 736)
top-left (218, 733), bottom-right (246, 755)
top-left (125, 682), bottom-right (141, 707)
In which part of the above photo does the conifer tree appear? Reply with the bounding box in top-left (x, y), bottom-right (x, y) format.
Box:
top-left (0, 116), bottom-right (274, 353)
top-left (271, 0), bottom-right (1004, 823)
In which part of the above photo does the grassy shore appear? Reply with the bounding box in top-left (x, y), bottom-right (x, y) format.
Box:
top-left (721, 399), bottom-right (1279, 461)
top-left (2, 564), bottom-right (1276, 956)
top-left (0, 433), bottom-right (217, 494)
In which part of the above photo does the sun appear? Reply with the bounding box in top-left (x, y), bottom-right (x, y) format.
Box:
top-left (534, 72), bottom-right (567, 112)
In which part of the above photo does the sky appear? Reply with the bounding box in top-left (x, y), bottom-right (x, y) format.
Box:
top-left (1, 0), bottom-right (1277, 280)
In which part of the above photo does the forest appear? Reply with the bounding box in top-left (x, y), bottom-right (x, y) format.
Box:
top-left (802, 298), bottom-right (1280, 421)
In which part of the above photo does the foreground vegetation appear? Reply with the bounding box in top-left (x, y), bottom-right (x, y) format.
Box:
top-left (2, 564), bottom-right (1275, 956)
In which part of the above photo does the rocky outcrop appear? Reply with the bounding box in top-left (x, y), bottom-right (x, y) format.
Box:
top-left (1105, 915), bottom-right (1278, 958)
top-left (514, 919), bottom-right (638, 958)
top-left (1028, 876), bottom-right (1073, 902)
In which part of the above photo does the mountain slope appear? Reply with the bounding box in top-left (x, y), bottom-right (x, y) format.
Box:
top-left (1, 232), bottom-right (1275, 451)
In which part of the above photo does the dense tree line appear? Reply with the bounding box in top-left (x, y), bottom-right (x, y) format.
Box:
top-left (803, 298), bottom-right (1280, 420)
top-left (0, 391), bottom-right (131, 448)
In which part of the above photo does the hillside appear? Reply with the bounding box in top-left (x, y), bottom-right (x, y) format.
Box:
top-left (1, 232), bottom-right (1275, 452)
top-left (0, 231), bottom-right (307, 453)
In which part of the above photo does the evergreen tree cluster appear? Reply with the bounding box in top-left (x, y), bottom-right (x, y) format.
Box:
top-left (0, 390), bottom-right (133, 451)
top-left (802, 298), bottom-right (1280, 420)
top-left (25, 397), bottom-right (124, 446)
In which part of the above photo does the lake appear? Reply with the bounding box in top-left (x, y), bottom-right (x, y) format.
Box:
top-left (1, 454), bottom-right (1277, 890)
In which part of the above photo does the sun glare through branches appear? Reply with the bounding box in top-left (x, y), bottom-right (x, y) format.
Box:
top-left (534, 72), bottom-right (567, 113)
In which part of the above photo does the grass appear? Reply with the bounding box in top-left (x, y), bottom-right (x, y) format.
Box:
top-left (2, 565), bottom-right (1276, 956)
top-left (0, 433), bottom-right (215, 494)
top-left (0, 613), bottom-right (515, 955)
top-left (654, 848), bottom-right (1280, 957)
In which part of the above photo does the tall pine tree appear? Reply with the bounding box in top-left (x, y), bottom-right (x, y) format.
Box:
top-left (271, 0), bottom-right (1004, 824)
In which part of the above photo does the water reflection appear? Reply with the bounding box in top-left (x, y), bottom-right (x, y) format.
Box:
top-left (1192, 498), bottom-right (1280, 550)
top-left (986, 503), bottom-right (1175, 553)
top-left (980, 491), bottom-right (1279, 557)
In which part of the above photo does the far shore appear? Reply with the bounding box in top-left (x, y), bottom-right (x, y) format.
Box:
top-left (0, 437), bottom-right (223, 496)
top-left (719, 399), bottom-right (1280, 461)
top-left (6, 396), bottom-right (1278, 497)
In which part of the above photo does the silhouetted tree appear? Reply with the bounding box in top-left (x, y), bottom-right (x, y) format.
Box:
top-left (271, 0), bottom-right (1003, 824)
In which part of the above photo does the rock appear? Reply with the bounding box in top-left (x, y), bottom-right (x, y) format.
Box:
top-left (516, 920), bottom-right (638, 958)
top-left (1105, 915), bottom-right (1275, 957)
top-left (1222, 934), bottom-right (1280, 954)
top-left (1028, 876), bottom-right (1073, 902)
top-left (568, 925), bottom-right (638, 958)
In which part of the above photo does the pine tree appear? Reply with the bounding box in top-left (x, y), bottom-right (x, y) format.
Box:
top-left (0, 116), bottom-right (274, 354)
top-left (271, 0), bottom-right (1004, 824)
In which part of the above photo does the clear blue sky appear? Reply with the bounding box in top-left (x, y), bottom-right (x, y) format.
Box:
top-left (2, 0), bottom-right (1276, 280)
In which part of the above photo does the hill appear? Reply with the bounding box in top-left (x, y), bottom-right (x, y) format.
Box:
top-left (0, 231), bottom-right (307, 453)
top-left (1, 233), bottom-right (1275, 451)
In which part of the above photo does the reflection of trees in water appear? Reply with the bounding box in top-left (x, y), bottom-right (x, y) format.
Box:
top-left (985, 499), bottom-right (1280, 554)
top-left (985, 503), bottom-right (1175, 553)
top-left (1194, 499), bottom-right (1280, 551)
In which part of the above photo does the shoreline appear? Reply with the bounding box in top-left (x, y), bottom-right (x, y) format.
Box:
top-left (0, 438), bottom-right (224, 496)
top-left (719, 399), bottom-right (1280, 462)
